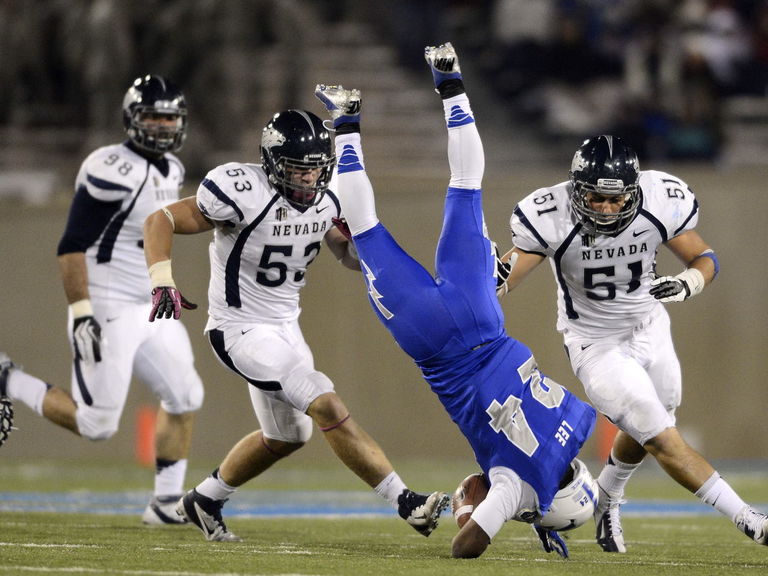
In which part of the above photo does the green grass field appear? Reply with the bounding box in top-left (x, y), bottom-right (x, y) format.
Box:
top-left (3, 513), bottom-right (767, 576)
top-left (1, 460), bottom-right (767, 576)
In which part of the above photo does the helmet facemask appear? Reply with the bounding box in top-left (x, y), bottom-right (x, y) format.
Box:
top-left (122, 75), bottom-right (188, 156)
top-left (128, 107), bottom-right (187, 154)
top-left (568, 135), bottom-right (641, 236)
top-left (570, 177), bottom-right (639, 236)
top-left (267, 154), bottom-right (335, 208)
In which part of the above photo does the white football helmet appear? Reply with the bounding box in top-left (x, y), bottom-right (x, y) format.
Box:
top-left (535, 458), bottom-right (598, 531)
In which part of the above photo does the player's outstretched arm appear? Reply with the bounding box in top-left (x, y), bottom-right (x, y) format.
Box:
top-left (325, 223), bottom-right (360, 271)
top-left (650, 230), bottom-right (718, 303)
top-left (143, 197), bottom-right (211, 321)
top-left (496, 248), bottom-right (545, 298)
top-left (58, 252), bottom-right (102, 363)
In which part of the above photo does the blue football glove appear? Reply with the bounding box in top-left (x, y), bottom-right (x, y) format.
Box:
top-left (534, 525), bottom-right (569, 559)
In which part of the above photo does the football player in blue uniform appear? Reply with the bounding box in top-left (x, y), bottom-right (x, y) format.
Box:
top-left (315, 42), bottom-right (597, 559)
top-left (501, 135), bottom-right (768, 549)
top-left (0, 75), bottom-right (205, 525)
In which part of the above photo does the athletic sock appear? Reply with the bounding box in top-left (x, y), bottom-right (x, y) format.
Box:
top-left (597, 451), bottom-right (642, 498)
top-left (374, 471), bottom-right (408, 508)
top-left (196, 467), bottom-right (237, 501)
top-left (695, 472), bottom-right (749, 521)
top-left (154, 458), bottom-right (187, 497)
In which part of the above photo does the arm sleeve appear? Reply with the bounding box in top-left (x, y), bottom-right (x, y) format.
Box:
top-left (57, 186), bottom-right (122, 255)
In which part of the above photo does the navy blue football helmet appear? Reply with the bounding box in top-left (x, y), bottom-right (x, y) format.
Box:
top-left (261, 110), bottom-right (335, 207)
top-left (569, 135), bottom-right (640, 236)
top-left (122, 75), bottom-right (187, 155)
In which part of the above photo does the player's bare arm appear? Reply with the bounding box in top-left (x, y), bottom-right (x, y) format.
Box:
top-left (144, 196), bottom-right (213, 267)
top-left (58, 251), bottom-right (103, 363)
top-left (143, 196), bottom-right (207, 321)
top-left (650, 230), bottom-right (719, 303)
top-left (324, 226), bottom-right (360, 271)
top-left (497, 248), bottom-right (545, 297)
top-left (58, 252), bottom-right (90, 305)
top-left (664, 230), bottom-right (717, 285)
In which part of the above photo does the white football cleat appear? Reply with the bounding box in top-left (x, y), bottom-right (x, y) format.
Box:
top-left (594, 483), bottom-right (627, 553)
top-left (142, 494), bottom-right (188, 525)
top-left (736, 506), bottom-right (768, 545)
top-left (397, 489), bottom-right (450, 537)
top-left (0, 353), bottom-right (17, 448)
top-left (424, 42), bottom-right (462, 88)
top-left (176, 489), bottom-right (242, 542)
top-left (314, 84), bottom-right (361, 128)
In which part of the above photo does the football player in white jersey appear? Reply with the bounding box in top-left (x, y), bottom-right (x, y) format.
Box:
top-left (143, 109), bottom-right (450, 542)
top-left (498, 135), bottom-right (768, 551)
top-left (0, 75), bottom-right (205, 525)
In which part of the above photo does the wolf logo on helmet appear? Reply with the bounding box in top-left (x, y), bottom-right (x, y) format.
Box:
top-left (260, 110), bottom-right (335, 208)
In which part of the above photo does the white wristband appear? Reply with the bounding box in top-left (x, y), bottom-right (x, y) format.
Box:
top-left (70, 298), bottom-right (93, 318)
top-left (148, 259), bottom-right (176, 290)
top-left (676, 267), bottom-right (705, 298)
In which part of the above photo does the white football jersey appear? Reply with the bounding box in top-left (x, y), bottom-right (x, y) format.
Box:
top-left (75, 143), bottom-right (184, 302)
top-left (511, 170), bottom-right (699, 338)
top-left (196, 162), bottom-right (342, 328)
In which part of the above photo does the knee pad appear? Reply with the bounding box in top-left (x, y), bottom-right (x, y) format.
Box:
top-left (76, 406), bottom-right (119, 441)
top-left (289, 416), bottom-right (313, 444)
top-left (266, 412), bottom-right (314, 444)
top-left (284, 369), bottom-right (335, 414)
top-left (160, 369), bottom-right (204, 414)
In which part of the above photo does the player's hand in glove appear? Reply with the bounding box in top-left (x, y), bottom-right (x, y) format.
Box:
top-left (649, 276), bottom-right (688, 302)
top-left (332, 217), bottom-right (352, 240)
top-left (649, 268), bottom-right (704, 303)
top-left (534, 525), bottom-right (569, 559)
top-left (73, 316), bottom-right (103, 364)
top-left (495, 246), bottom-right (518, 298)
top-left (149, 287), bottom-right (197, 322)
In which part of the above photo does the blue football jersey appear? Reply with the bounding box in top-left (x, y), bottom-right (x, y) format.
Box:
top-left (352, 186), bottom-right (596, 513)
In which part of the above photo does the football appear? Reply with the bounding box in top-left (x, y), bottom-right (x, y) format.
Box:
top-left (451, 472), bottom-right (489, 529)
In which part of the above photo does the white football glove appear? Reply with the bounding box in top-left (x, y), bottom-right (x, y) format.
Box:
top-left (495, 249), bottom-right (518, 298)
top-left (73, 316), bottom-right (102, 364)
top-left (70, 299), bottom-right (102, 364)
top-left (649, 268), bottom-right (705, 303)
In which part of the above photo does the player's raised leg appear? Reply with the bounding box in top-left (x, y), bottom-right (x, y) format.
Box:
top-left (314, 86), bottom-right (451, 535)
top-left (314, 84), bottom-right (378, 238)
top-left (425, 43), bottom-right (500, 317)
